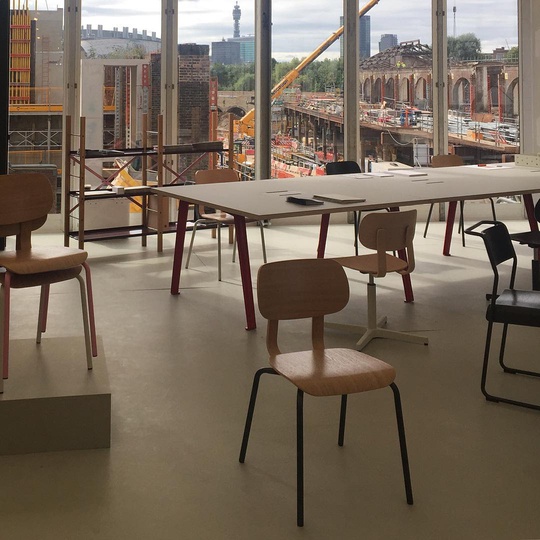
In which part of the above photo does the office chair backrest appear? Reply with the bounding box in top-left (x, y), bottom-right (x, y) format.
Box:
top-left (431, 154), bottom-right (464, 168)
top-left (325, 160), bottom-right (362, 175)
top-left (466, 220), bottom-right (517, 283)
top-left (0, 173), bottom-right (53, 249)
top-left (359, 210), bottom-right (417, 275)
top-left (257, 259), bottom-right (350, 354)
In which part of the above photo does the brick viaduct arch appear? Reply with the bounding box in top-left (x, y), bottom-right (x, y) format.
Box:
top-left (360, 63), bottom-right (518, 118)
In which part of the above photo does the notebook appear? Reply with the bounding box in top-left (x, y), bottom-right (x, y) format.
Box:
top-left (313, 193), bottom-right (366, 203)
top-left (286, 195), bottom-right (324, 206)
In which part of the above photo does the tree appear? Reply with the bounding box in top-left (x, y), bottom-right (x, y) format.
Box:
top-left (233, 72), bottom-right (255, 92)
top-left (211, 58), bottom-right (343, 93)
top-left (105, 43), bottom-right (147, 59)
top-left (448, 33), bottom-right (481, 60)
top-left (506, 46), bottom-right (519, 62)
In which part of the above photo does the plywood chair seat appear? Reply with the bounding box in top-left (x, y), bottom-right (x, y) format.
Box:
top-left (0, 247), bottom-right (87, 274)
top-left (334, 253), bottom-right (409, 276)
top-left (198, 210), bottom-right (234, 223)
top-left (270, 348), bottom-right (396, 396)
top-left (0, 173), bottom-right (97, 393)
top-left (0, 265), bottom-right (82, 289)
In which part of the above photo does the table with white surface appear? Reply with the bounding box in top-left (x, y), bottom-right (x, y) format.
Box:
top-left (154, 164), bottom-right (540, 330)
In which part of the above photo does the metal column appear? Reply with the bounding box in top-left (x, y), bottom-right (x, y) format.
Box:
top-left (0, 0), bottom-right (9, 176)
top-left (343, 0), bottom-right (360, 164)
top-left (432, 0), bottom-right (448, 157)
top-left (518, 0), bottom-right (540, 155)
top-left (255, 0), bottom-right (272, 181)
top-left (0, 0), bottom-right (8, 250)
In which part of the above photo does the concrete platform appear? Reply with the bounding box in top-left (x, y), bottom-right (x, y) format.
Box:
top-left (0, 337), bottom-right (110, 455)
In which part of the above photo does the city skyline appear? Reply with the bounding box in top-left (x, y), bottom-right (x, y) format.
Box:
top-left (79, 0), bottom-right (518, 62)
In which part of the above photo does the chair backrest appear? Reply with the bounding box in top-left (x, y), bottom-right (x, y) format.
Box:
top-left (194, 168), bottom-right (239, 215)
top-left (431, 154), bottom-right (464, 168)
top-left (257, 258), bottom-right (350, 354)
top-left (0, 173), bottom-right (53, 250)
top-left (325, 160), bottom-right (362, 175)
top-left (359, 210), bottom-right (417, 276)
top-left (465, 220), bottom-right (517, 292)
top-left (194, 168), bottom-right (239, 185)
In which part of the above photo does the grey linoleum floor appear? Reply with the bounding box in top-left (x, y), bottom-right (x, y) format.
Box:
top-left (1, 214), bottom-right (540, 540)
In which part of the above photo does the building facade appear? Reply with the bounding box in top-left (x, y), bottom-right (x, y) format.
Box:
top-left (379, 33), bottom-right (398, 53)
top-left (340, 15), bottom-right (371, 59)
top-left (211, 40), bottom-right (241, 65)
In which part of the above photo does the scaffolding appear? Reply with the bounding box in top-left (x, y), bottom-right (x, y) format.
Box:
top-left (9, 0), bottom-right (31, 105)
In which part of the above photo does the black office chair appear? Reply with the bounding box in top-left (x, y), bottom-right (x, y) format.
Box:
top-left (509, 198), bottom-right (540, 290)
top-left (325, 161), bottom-right (363, 255)
top-left (465, 220), bottom-right (540, 411)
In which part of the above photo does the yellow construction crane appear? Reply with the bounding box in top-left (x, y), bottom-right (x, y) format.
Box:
top-left (236, 0), bottom-right (381, 138)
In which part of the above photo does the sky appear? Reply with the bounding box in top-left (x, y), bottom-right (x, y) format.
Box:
top-left (79, 0), bottom-right (518, 62)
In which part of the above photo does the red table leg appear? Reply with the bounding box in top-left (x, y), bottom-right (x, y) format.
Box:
top-left (317, 214), bottom-right (330, 258)
top-left (443, 201), bottom-right (458, 256)
top-left (388, 207), bottom-right (414, 302)
top-left (170, 200), bottom-right (189, 295)
top-left (523, 193), bottom-right (539, 231)
top-left (234, 214), bottom-right (256, 330)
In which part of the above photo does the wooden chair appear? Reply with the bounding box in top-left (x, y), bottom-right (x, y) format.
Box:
top-left (424, 154), bottom-right (497, 245)
top-left (332, 209), bottom-right (429, 350)
top-left (185, 168), bottom-right (267, 281)
top-left (239, 258), bottom-right (413, 527)
top-left (0, 173), bottom-right (97, 393)
top-left (465, 220), bottom-right (540, 410)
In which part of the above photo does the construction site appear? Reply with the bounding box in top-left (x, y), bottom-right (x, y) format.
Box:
top-left (7, 0), bottom-right (521, 241)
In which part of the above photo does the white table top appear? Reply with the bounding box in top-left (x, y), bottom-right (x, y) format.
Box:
top-left (153, 164), bottom-right (540, 220)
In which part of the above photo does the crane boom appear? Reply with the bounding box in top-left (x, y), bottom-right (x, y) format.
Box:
top-left (236, 0), bottom-right (381, 137)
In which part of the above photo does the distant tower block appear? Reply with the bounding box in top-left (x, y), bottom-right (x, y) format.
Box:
top-left (233, 1), bottom-right (241, 38)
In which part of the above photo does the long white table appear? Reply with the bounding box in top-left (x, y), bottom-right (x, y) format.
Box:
top-left (154, 164), bottom-right (540, 330)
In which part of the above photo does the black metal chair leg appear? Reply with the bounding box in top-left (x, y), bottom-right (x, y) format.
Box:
top-left (353, 211), bottom-right (360, 256)
top-left (239, 367), bottom-right (277, 463)
top-left (423, 203), bottom-right (434, 238)
top-left (338, 394), bottom-right (347, 447)
top-left (489, 198), bottom-right (497, 220)
top-left (481, 322), bottom-right (540, 410)
top-left (389, 383), bottom-right (413, 505)
top-left (296, 389), bottom-right (304, 527)
top-left (459, 200), bottom-right (466, 247)
top-left (498, 323), bottom-right (510, 372)
top-left (481, 321), bottom-right (498, 402)
top-left (497, 323), bottom-right (540, 377)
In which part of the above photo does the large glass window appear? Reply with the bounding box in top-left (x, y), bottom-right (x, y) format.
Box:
top-left (6, 1), bottom-right (520, 184)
